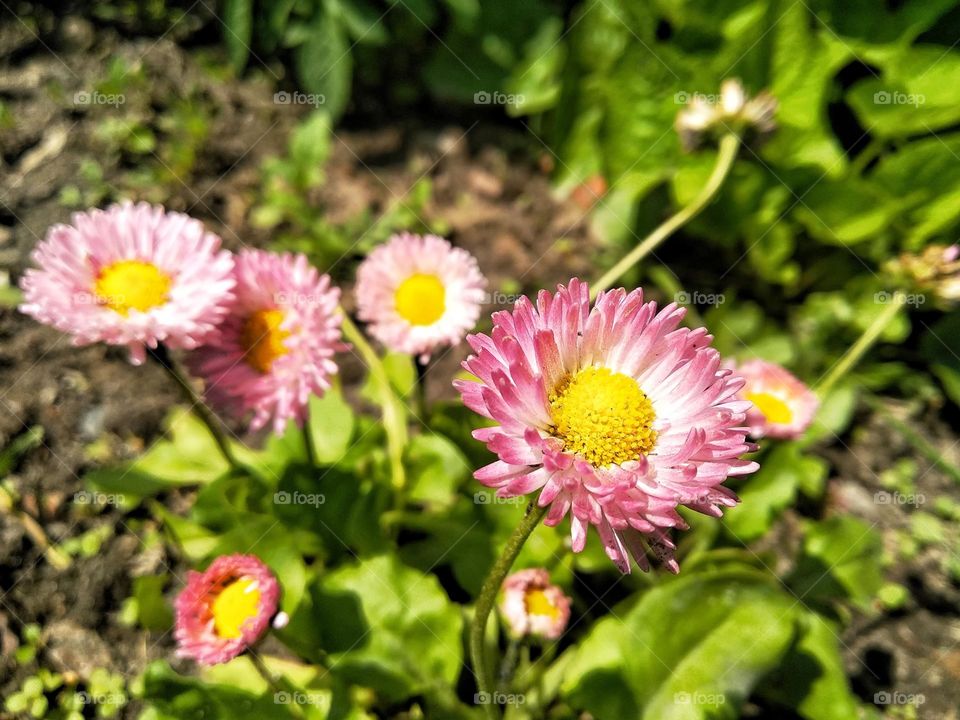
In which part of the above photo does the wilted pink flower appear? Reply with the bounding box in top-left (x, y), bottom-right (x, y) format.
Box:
top-left (675, 78), bottom-right (777, 151)
top-left (884, 243), bottom-right (960, 308)
top-left (174, 554), bottom-right (280, 665)
top-left (455, 280), bottom-right (757, 573)
top-left (355, 232), bottom-right (486, 362)
top-left (188, 250), bottom-right (345, 434)
top-left (499, 568), bottom-right (570, 640)
top-left (736, 359), bottom-right (818, 440)
top-left (19, 202), bottom-right (234, 364)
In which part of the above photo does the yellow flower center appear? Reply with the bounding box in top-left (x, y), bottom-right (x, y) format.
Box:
top-left (94, 260), bottom-right (172, 315)
top-left (210, 577), bottom-right (261, 640)
top-left (394, 273), bottom-right (446, 326)
top-left (524, 588), bottom-right (561, 621)
top-left (745, 391), bottom-right (793, 425)
top-left (241, 309), bottom-right (289, 374)
top-left (549, 367), bottom-right (657, 467)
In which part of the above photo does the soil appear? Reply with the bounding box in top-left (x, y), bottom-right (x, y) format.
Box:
top-left (1, 4), bottom-right (958, 720)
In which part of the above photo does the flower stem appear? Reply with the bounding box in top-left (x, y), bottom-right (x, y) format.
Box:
top-left (339, 312), bottom-right (407, 491)
top-left (591, 132), bottom-right (741, 299)
top-left (248, 651), bottom-right (306, 719)
top-left (148, 346), bottom-right (243, 475)
top-left (816, 296), bottom-right (904, 398)
top-left (471, 501), bottom-right (548, 720)
top-left (302, 421), bottom-right (318, 468)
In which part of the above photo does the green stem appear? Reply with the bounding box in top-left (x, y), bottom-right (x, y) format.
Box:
top-left (339, 312), bottom-right (407, 491)
top-left (248, 652), bottom-right (306, 719)
top-left (149, 348), bottom-right (243, 474)
top-left (591, 132), bottom-right (740, 299)
top-left (302, 422), bottom-right (318, 468)
top-left (415, 356), bottom-right (430, 423)
top-left (816, 296), bottom-right (904, 398)
top-left (471, 501), bottom-right (549, 720)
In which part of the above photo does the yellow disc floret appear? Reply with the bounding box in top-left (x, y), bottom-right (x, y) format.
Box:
top-left (210, 577), bottom-right (261, 640)
top-left (549, 366), bottom-right (657, 467)
top-left (524, 588), bottom-right (561, 620)
top-left (394, 273), bottom-right (446, 326)
top-left (744, 391), bottom-right (793, 425)
top-left (95, 260), bottom-right (172, 315)
top-left (241, 309), bottom-right (289, 374)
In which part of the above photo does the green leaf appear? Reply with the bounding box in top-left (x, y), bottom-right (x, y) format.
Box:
top-left (222, 0), bottom-right (253, 71)
top-left (313, 555), bottom-right (463, 702)
top-left (294, 11), bottom-right (353, 119)
top-left (87, 408), bottom-right (229, 507)
top-left (759, 612), bottom-right (862, 720)
top-left (307, 387), bottom-right (356, 464)
top-left (405, 434), bottom-right (470, 506)
top-left (0, 426), bottom-right (43, 475)
top-left (788, 516), bottom-right (883, 608)
top-left (561, 568), bottom-right (797, 720)
top-left (723, 444), bottom-right (827, 541)
top-left (132, 575), bottom-right (174, 631)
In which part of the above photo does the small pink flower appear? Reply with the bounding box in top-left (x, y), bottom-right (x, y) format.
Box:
top-left (19, 202), bottom-right (234, 364)
top-left (174, 554), bottom-right (280, 665)
top-left (736, 359), bottom-right (819, 439)
top-left (188, 250), bottom-right (346, 434)
top-left (355, 232), bottom-right (486, 362)
top-left (499, 568), bottom-right (571, 640)
top-left (455, 279), bottom-right (757, 573)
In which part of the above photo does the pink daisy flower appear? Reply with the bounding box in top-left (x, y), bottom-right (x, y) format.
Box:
top-left (454, 279), bottom-right (758, 573)
top-left (174, 554), bottom-right (280, 665)
top-left (499, 568), bottom-right (571, 640)
top-left (355, 232), bottom-right (486, 362)
top-left (736, 359), bottom-right (819, 440)
top-left (188, 250), bottom-right (345, 435)
top-left (18, 202), bottom-right (234, 365)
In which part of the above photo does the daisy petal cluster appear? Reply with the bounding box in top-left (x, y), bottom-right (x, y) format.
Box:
top-left (455, 279), bottom-right (758, 573)
top-left (735, 359), bottom-right (819, 440)
top-left (188, 250), bottom-right (346, 435)
top-left (19, 202), bottom-right (235, 364)
top-left (356, 232), bottom-right (486, 362)
top-left (174, 554), bottom-right (280, 666)
top-left (498, 568), bottom-right (571, 640)
top-left (676, 78), bottom-right (777, 151)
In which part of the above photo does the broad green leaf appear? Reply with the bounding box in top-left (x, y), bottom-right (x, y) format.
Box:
top-left (405, 434), bottom-right (470, 506)
top-left (788, 516), bottom-right (883, 608)
top-left (723, 444), bottom-right (827, 541)
top-left (561, 568), bottom-right (797, 719)
top-left (308, 387), bottom-right (356, 464)
top-left (312, 555), bottom-right (463, 703)
top-left (759, 612), bottom-right (862, 719)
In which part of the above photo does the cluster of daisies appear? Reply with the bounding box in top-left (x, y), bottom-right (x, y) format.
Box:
top-left (20, 202), bottom-right (486, 434)
top-left (19, 200), bottom-right (823, 664)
